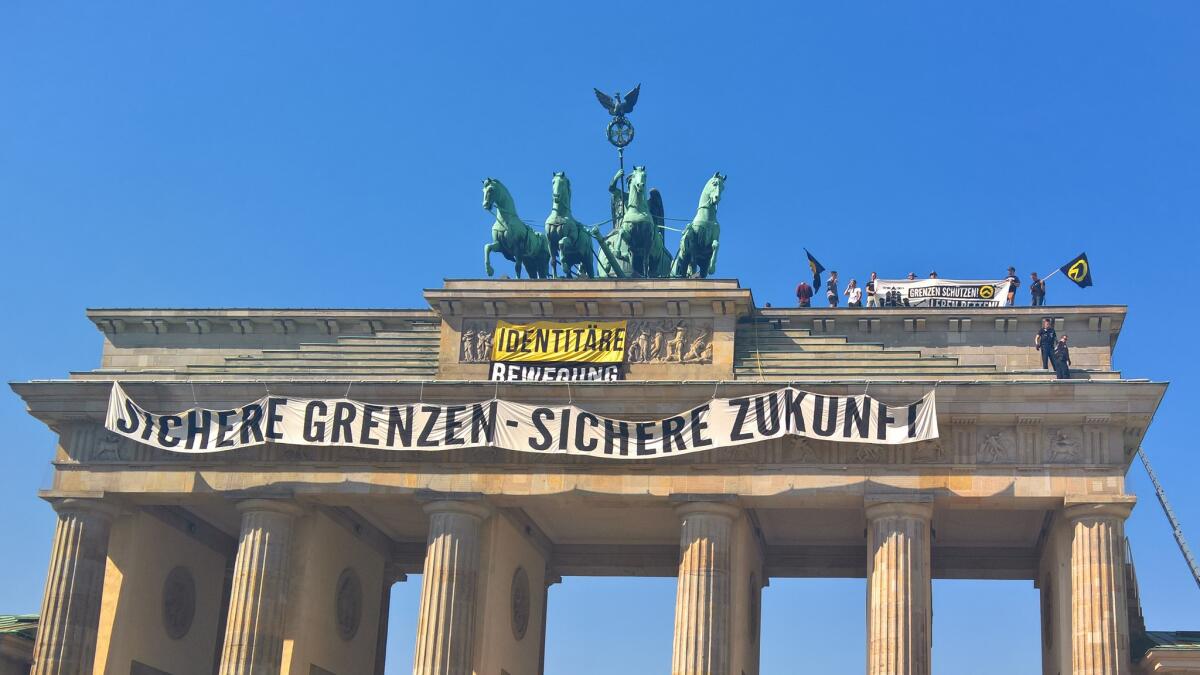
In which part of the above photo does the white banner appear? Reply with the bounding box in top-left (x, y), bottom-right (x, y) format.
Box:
top-left (875, 278), bottom-right (1011, 308)
top-left (105, 383), bottom-right (939, 459)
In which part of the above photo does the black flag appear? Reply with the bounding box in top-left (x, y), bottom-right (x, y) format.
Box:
top-left (805, 249), bottom-right (826, 293)
top-left (1059, 252), bottom-right (1093, 288)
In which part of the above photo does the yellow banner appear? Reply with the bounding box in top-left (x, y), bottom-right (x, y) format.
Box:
top-left (491, 320), bottom-right (628, 363)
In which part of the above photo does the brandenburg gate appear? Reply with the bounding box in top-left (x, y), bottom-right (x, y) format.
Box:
top-left (11, 279), bottom-right (1185, 674)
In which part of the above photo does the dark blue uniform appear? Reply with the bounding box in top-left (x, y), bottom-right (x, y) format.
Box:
top-left (1036, 325), bottom-right (1057, 369)
top-left (1053, 341), bottom-right (1071, 379)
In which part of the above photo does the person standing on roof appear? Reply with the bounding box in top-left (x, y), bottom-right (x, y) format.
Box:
top-left (1030, 271), bottom-right (1047, 306)
top-left (1053, 334), bottom-right (1072, 379)
top-left (1034, 317), bottom-right (1057, 370)
top-left (1005, 266), bottom-right (1020, 306)
top-left (795, 280), bottom-right (813, 307)
top-left (845, 279), bottom-right (862, 307)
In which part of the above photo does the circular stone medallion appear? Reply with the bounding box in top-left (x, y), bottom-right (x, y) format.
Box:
top-left (510, 566), bottom-right (531, 641)
top-left (335, 567), bottom-right (363, 641)
top-left (162, 566), bottom-right (196, 640)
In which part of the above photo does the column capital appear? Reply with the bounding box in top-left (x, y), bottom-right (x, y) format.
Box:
top-left (235, 498), bottom-right (304, 518)
top-left (1063, 496), bottom-right (1136, 522)
top-left (421, 499), bottom-right (493, 521)
top-left (865, 497), bottom-right (933, 522)
top-left (674, 500), bottom-right (741, 521)
top-left (383, 562), bottom-right (408, 585)
top-left (48, 497), bottom-right (122, 521)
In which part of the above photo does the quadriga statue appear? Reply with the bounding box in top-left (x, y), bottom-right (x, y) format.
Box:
top-left (671, 172), bottom-right (725, 278)
top-left (598, 166), bottom-right (672, 278)
top-left (482, 177), bottom-right (550, 279)
top-left (543, 172), bottom-right (595, 278)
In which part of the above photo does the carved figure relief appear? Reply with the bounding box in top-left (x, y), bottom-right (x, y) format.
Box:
top-left (162, 566), bottom-right (196, 640)
top-left (335, 567), bottom-right (362, 641)
top-left (93, 431), bottom-right (130, 462)
top-left (1046, 428), bottom-right (1082, 463)
top-left (460, 321), bottom-right (496, 363)
top-left (978, 429), bottom-right (1016, 464)
top-left (794, 438), bottom-right (819, 463)
top-left (510, 566), bottom-right (531, 641)
top-left (911, 440), bottom-right (947, 464)
top-left (65, 424), bottom-right (140, 463)
top-left (855, 445), bottom-right (882, 463)
top-left (626, 320), bottom-right (712, 364)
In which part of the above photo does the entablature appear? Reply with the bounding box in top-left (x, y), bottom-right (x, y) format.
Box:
top-left (12, 378), bottom-right (1165, 474)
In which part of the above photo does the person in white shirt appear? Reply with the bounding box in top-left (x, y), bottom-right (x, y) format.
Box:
top-left (845, 279), bottom-right (863, 307)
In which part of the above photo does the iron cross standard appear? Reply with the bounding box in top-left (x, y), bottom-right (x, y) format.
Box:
top-left (594, 84), bottom-right (641, 192)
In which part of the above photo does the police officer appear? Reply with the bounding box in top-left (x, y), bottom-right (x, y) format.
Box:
top-left (1034, 318), bottom-right (1057, 370)
top-left (1053, 334), bottom-right (1071, 379)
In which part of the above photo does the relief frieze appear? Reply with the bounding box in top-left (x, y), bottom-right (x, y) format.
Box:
top-left (1045, 427), bottom-right (1083, 464)
top-left (626, 320), bottom-right (713, 364)
top-left (459, 320), bottom-right (496, 363)
top-left (978, 429), bottom-right (1016, 464)
top-left (58, 419), bottom-right (1121, 468)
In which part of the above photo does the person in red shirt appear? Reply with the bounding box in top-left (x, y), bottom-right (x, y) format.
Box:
top-left (796, 280), bottom-right (813, 307)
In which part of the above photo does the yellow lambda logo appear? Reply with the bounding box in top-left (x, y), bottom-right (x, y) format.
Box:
top-left (1067, 259), bottom-right (1088, 282)
top-left (979, 285), bottom-right (995, 300)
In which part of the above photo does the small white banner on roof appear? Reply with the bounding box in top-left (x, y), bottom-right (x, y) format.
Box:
top-left (875, 278), bottom-right (1012, 308)
top-left (105, 383), bottom-right (939, 459)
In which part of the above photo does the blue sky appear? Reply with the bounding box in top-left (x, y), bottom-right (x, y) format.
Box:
top-left (2, 2), bottom-right (1198, 673)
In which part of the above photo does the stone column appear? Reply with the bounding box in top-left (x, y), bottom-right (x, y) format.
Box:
top-left (538, 572), bottom-right (561, 675)
top-left (218, 499), bottom-right (303, 675)
top-left (31, 498), bottom-right (119, 675)
top-left (374, 566), bottom-right (406, 675)
top-left (1065, 499), bottom-right (1135, 675)
top-left (412, 500), bottom-right (492, 675)
top-left (671, 501), bottom-right (739, 675)
top-left (212, 561), bottom-right (235, 675)
top-left (865, 499), bottom-right (933, 675)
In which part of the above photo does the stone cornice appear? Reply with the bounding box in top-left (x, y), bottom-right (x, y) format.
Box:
top-left (424, 278), bottom-right (754, 319)
top-left (9, 379), bottom-right (1168, 426)
top-left (87, 308), bottom-right (437, 336)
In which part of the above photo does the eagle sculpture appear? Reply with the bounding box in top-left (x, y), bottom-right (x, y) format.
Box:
top-left (593, 84), bottom-right (641, 117)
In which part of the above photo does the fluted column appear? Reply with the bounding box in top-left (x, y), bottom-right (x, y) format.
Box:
top-left (374, 566), bottom-right (407, 675)
top-left (1065, 499), bottom-right (1135, 675)
top-left (412, 500), bottom-right (492, 675)
top-left (671, 501), bottom-right (739, 675)
top-left (866, 499), bottom-right (933, 675)
top-left (31, 498), bottom-right (119, 675)
top-left (218, 499), bottom-right (303, 675)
